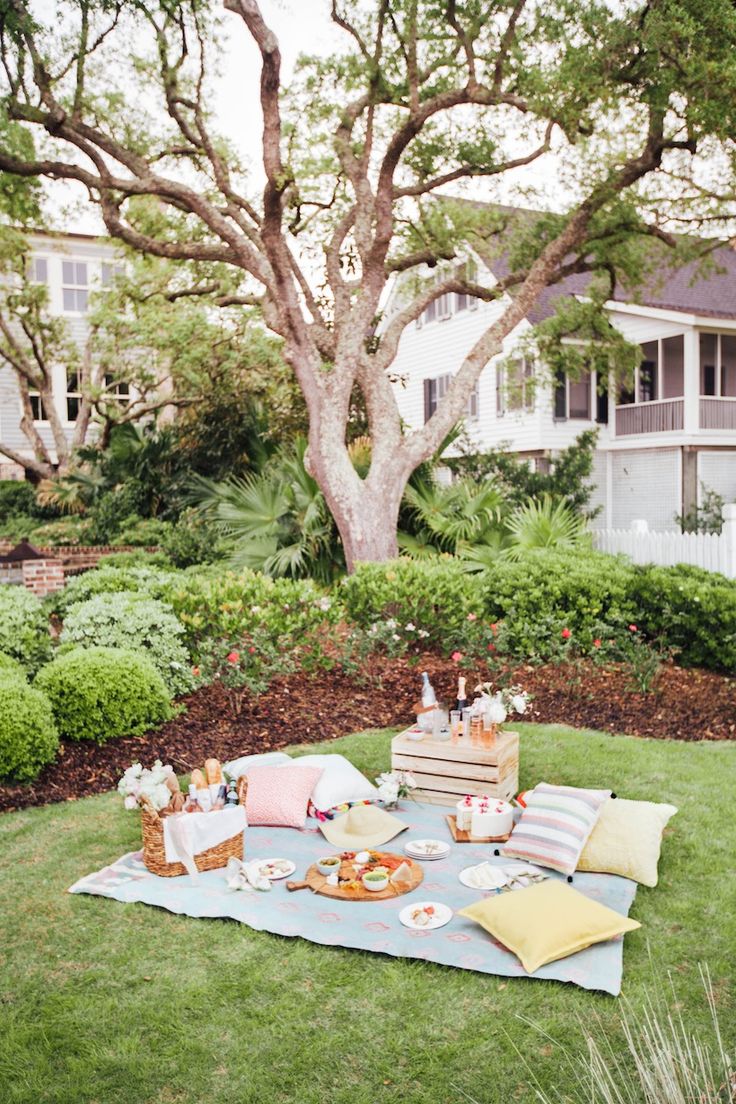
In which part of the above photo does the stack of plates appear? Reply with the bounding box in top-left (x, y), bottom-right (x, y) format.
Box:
top-left (404, 838), bottom-right (450, 861)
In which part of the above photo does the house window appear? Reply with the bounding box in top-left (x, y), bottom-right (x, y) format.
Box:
top-left (498, 359), bottom-right (534, 416)
top-left (553, 371), bottom-right (596, 420)
top-left (103, 375), bottom-right (130, 405)
top-left (638, 341), bottom-right (658, 403)
top-left (436, 292), bottom-right (452, 321)
top-left (66, 372), bottom-right (82, 421)
top-left (700, 332), bottom-right (736, 397)
top-left (62, 261), bottom-right (88, 312)
top-left (101, 262), bottom-right (125, 287)
top-left (29, 390), bottom-right (43, 421)
top-left (30, 257), bottom-right (48, 284)
top-left (424, 373), bottom-right (479, 422)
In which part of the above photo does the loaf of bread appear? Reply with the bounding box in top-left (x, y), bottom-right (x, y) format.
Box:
top-left (205, 758), bottom-right (223, 785)
top-left (191, 768), bottom-right (206, 789)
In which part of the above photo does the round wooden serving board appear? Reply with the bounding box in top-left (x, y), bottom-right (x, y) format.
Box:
top-left (288, 852), bottom-right (423, 901)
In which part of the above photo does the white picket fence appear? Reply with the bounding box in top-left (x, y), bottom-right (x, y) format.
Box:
top-left (593, 504), bottom-right (736, 578)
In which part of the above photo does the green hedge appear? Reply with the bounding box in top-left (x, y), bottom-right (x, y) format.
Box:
top-left (341, 553), bottom-right (736, 671)
top-left (0, 679), bottom-right (59, 780)
top-left (0, 587), bottom-right (52, 673)
top-left (47, 563), bottom-right (183, 619)
top-left (0, 651), bottom-right (28, 681)
top-left (35, 646), bottom-right (173, 744)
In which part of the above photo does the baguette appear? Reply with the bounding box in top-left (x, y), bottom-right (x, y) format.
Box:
top-left (204, 758), bottom-right (223, 785)
top-left (191, 768), bottom-right (206, 789)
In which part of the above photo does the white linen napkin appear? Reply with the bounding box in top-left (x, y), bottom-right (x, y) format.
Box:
top-left (163, 807), bottom-right (246, 878)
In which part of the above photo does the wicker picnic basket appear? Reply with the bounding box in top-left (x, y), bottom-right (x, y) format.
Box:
top-left (139, 776), bottom-right (248, 877)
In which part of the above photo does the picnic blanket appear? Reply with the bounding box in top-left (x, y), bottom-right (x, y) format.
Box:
top-left (69, 801), bottom-right (639, 995)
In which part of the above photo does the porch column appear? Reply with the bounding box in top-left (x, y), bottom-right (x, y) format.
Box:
top-left (682, 329), bottom-right (699, 434)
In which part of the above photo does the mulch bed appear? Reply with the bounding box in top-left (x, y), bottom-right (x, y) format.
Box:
top-left (2, 656), bottom-right (734, 815)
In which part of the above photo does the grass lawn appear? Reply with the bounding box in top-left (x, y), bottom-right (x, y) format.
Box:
top-left (1, 722), bottom-right (734, 1104)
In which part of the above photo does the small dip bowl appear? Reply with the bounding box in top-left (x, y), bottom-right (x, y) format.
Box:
top-left (317, 856), bottom-right (341, 876)
top-left (362, 871), bottom-right (389, 892)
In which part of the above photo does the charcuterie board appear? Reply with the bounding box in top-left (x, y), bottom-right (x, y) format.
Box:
top-left (286, 851), bottom-right (423, 901)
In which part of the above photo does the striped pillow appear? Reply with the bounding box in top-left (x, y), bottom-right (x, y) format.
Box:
top-left (501, 783), bottom-right (610, 876)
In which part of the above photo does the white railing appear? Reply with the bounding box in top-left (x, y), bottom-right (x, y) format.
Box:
top-left (614, 398), bottom-right (684, 436)
top-left (700, 397), bottom-right (736, 430)
top-left (593, 505), bottom-right (736, 578)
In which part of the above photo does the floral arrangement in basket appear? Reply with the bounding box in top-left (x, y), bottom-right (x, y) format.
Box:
top-left (118, 760), bottom-right (183, 813)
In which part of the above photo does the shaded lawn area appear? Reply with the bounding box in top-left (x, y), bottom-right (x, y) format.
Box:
top-left (0, 723), bottom-right (734, 1104)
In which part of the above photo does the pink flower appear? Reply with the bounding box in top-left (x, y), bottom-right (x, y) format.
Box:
top-left (192, 665), bottom-right (201, 677)
top-left (593, 639), bottom-right (601, 649)
top-left (226, 650), bottom-right (240, 664)
top-left (490, 623), bottom-right (499, 634)
top-left (451, 651), bottom-right (463, 662)
top-left (628, 624), bottom-right (638, 633)
top-left (487, 643), bottom-right (496, 652)
top-left (248, 646), bottom-right (256, 654)
top-left (561, 628), bottom-right (572, 640)
top-left (467, 613), bottom-right (477, 622)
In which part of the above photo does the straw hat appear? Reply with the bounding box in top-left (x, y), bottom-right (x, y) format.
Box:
top-left (319, 805), bottom-right (408, 850)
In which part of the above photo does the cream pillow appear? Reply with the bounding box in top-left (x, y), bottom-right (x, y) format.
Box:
top-left (458, 879), bottom-right (640, 974)
top-left (577, 798), bottom-right (677, 887)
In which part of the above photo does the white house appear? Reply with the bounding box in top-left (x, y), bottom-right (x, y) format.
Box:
top-left (0, 230), bottom-right (123, 478)
top-left (385, 213), bottom-right (736, 531)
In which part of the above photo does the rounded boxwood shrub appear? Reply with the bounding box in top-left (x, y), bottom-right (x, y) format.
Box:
top-left (0, 650), bottom-right (28, 682)
top-left (47, 563), bottom-right (182, 619)
top-left (60, 593), bottom-right (193, 695)
top-left (0, 679), bottom-right (59, 780)
top-left (35, 646), bottom-right (173, 744)
top-left (0, 586), bottom-right (52, 673)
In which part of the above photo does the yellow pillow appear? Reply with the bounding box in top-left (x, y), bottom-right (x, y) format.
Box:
top-left (577, 798), bottom-right (677, 887)
top-left (458, 879), bottom-right (640, 974)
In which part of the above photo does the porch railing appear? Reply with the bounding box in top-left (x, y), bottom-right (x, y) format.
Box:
top-left (614, 398), bottom-right (684, 436)
top-left (700, 397), bottom-right (736, 430)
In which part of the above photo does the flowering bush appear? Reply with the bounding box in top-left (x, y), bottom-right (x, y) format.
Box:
top-left (117, 760), bottom-right (176, 811)
top-left (473, 683), bottom-right (531, 725)
top-left (192, 631), bottom-right (298, 707)
top-left (60, 593), bottom-right (193, 696)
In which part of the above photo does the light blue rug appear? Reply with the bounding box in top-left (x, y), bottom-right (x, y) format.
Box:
top-left (69, 801), bottom-right (639, 995)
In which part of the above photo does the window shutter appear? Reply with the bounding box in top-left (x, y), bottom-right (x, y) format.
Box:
top-left (424, 378), bottom-right (433, 423)
top-left (553, 371), bottom-right (567, 419)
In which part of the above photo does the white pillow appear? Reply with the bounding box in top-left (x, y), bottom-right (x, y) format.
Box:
top-left (283, 754), bottom-right (378, 813)
top-left (223, 751), bottom-right (292, 779)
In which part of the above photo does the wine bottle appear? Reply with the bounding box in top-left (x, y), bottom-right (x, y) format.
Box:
top-left (455, 675), bottom-right (468, 712)
top-left (225, 780), bottom-right (239, 807)
top-left (420, 671), bottom-right (437, 709)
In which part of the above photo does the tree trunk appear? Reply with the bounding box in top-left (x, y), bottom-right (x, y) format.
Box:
top-left (338, 491), bottom-right (401, 571)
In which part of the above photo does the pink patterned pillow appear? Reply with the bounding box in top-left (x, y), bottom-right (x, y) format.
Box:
top-left (244, 765), bottom-right (323, 828)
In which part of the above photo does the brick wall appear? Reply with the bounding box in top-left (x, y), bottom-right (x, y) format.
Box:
top-left (21, 558), bottom-right (66, 596)
top-left (0, 543), bottom-right (159, 571)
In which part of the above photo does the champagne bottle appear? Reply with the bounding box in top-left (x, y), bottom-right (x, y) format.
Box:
top-left (455, 675), bottom-right (468, 712)
top-left (225, 780), bottom-right (239, 807)
top-left (420, 671), bottom-right (437, 709)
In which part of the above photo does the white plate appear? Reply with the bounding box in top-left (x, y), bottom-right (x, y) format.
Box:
top-left (399, 901), bottom-right (453, 930)
top-left (255, 858), bottom-right (296, 881)
top-left (404, 839), bottom-right (450, 860)
top-left (458, 862), bottom-right (508, 890)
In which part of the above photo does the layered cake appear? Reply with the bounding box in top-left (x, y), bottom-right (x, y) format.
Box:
top-left (470, 798), bottom-right (513, 838)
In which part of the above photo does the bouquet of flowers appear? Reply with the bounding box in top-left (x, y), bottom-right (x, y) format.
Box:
top-left (117, 760), bottom-right (177, 812)
top-left (473, 684), bottom-right (530, 726)
top-left (374, 770), bottom-right (417, 808)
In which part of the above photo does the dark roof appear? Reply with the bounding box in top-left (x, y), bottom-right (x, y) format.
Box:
top-left (0, 540), bottom-right (50, 564)
top-left (464, 201), bottom-right (736, 322)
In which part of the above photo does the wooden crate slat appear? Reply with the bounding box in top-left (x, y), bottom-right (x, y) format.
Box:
top-left (392, 751), bottom-right (505, 783)
top-left (413, 780), bottom-right (516, 807)
top-left (391, 729), bottom-right (516, 766)
top-left (406, 771), bottom-right (513, 797)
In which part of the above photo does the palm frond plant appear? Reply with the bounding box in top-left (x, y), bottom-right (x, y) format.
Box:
top-left (189, 437), bottom-right (345, 583)
top-left (501, 494), bottom-right (591, 561)
top-left (401, 476), bottom-right (506, 556)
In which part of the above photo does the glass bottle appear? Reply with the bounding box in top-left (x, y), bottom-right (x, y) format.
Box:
top-left (184, 784), bottom-right (202, 813)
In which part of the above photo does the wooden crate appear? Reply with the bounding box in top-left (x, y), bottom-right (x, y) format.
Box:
top-left (391, 728), bottom-right (519, 807)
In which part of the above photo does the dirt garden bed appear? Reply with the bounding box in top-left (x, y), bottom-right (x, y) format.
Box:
top-left (1, 656), bottom-right (734, 814)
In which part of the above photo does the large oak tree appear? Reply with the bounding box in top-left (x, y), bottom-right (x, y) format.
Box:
top-left (0, 0), bottom-right (735, 565)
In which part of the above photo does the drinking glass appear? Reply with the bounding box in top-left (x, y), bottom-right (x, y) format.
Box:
top-left (449, 709), bottom-right (462, 742)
